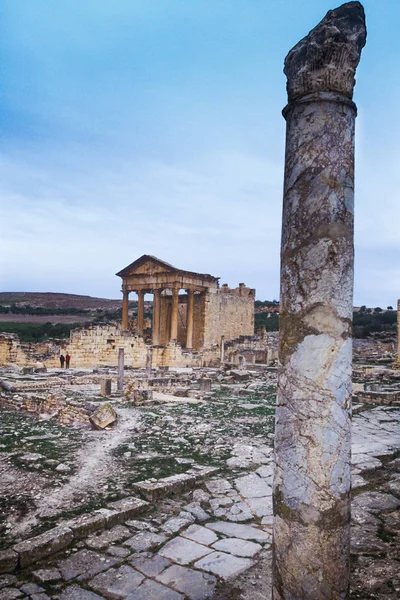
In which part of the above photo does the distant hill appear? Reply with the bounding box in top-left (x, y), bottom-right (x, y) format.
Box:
top-left (0, 292), bottom-right (123, 311)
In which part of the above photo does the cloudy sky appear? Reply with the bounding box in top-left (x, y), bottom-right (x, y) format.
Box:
top-left (1, 1), bottom-right (399, 306)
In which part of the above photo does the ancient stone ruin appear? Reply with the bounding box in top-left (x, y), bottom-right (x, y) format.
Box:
top-left (274, 2), bottom-right (367, 598)
top-left (0, 255), bottom-right (275, 370)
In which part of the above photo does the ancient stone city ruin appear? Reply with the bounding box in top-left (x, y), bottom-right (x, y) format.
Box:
top-left (0, 3), bottom-right (399, 600)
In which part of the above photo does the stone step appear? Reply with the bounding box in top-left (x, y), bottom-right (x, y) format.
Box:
top-left (132, 466), bottom-right (220, 501)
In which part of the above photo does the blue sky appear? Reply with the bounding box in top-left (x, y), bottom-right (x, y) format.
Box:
top-left (1, 1), bottom-right (399, 306)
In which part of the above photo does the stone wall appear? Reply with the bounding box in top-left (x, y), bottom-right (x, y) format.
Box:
top-left (1, 324), bottom-right (275, 369)
top-left (203, 285), bottom-right (255, 348)
top-left (0, 334), bottom-right (64, 368)
top-left (0, 393), bottom-right (94, 425)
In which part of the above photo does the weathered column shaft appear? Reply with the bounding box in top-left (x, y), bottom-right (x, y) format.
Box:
top-left (273, 4), bottom-right (366, 599)
top-left (138, 291), bottom-right (145, 335)
top-left (152, 290), bottom-right (161, 345)
top-left (220, 335), bottom-right (225, 364)
top-left (394, 299), bottom-right (400, 368)
top-left (122, 291), bottom-right (129, 330)
top-left (170, 288), bottom-right (179, 342)
top-left (186, 290), bottom-right (195, 349)
top-left (146, 348), bottom-right (153, 377)
top-left (117, 348), bottom-right (124, 391)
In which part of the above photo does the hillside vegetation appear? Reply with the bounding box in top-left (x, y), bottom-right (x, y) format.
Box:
top-left (0, 293), bottom-right (396, 342)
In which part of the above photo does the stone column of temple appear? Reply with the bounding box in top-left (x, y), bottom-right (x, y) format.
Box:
top-left (273, 4), bottom-right (366, 600)
top-left (137, 291), bottom-right (145, 335)
top-left (186, 289), bottom-right (195, 349)
top-left (117, 348), bottom-right (124, 391)
top-left (152, 289), bottom-right (161, 345)
top-left (146, 347), bottom-right (153, 377)
top-left (170, 287), bottom-right (179, 342)
top-left (121, 291), bottom-right (129, 330)
top-left (220, 335), bottom-right (225, 364)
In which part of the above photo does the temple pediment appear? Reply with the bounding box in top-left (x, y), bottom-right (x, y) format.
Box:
top-left (116, 254), bottom-right (219, 285)
top-left (116, 255), bottom-right (176, 278)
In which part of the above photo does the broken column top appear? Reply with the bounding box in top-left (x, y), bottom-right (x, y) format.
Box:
top-left (284, 2), bottom-right (367, 102)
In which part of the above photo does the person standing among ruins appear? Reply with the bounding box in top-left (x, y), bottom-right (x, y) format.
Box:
top-left (65, 353), bottom-right (71, 368)
top-left (59, 354), bottom-right (65, 368)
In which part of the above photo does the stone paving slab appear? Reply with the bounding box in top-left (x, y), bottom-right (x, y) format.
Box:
top-left (124, 578), bottom-right (184, 599)
top-left (182, 503), bottom-right (209, 522)
top-left (205, 522), bottom-right (270, 542)
top-left (86, 526), bottom-right (132, 550)
top-left (128, 555), bottom-right (170, 578)
top-left (157, 564), bottom-right (217, 600)
top-left (181, 525), bottom-right (218, 547)
top-left (244, 496), bottom-right (272, 518)
top-left (352, 491), bottom-right (400, 514)
top-left (32, 569), bottom-right (61, 584)
top-left (212, 538), bottom-right (262, 558)
top-left (234, 473), bottom-right (272, 498)
top-left (0, 551), bottom-right (18, 575)
top-left (88, 564), bottom-right (145, 598)
top-left (204, 479), bottom-right (232, 496)
top-left (161, 512), bottom-right (195, 534)
top-left (159, 537), bottom-right (212, 566)
top-left (58, 585), bottom-right (105, 600)
top-left (123, 532), bottom-right (168, 552)
top-left (57, 550), bottom-right (119, 581)
top-left (194, 551), bottom-right (253, 580)
top-left (0, 588), bottom-right (24, 600)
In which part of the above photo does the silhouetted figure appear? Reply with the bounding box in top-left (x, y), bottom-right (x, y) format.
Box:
top-left (65, 353), bottom-right (71, 368)
top-left (60, 354), bottom-right (65, 368)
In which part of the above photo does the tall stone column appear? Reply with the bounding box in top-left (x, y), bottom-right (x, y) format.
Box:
top-left (137, 291), bottom-right (145, 335)
top-left (117, 348), bottom-right (124, 391)
top-left (122, 291), bottom-right (129, 330)
top-left (273, 4), bottom-right (366, 600)
top-left (152, 289), bottom-right (161, 345)
top-left (170, 287), bottom-right (179, 342)
top-left (393, 299), bottom-right (400, 369)
top-left (186, 289), bottom-right (195, 349)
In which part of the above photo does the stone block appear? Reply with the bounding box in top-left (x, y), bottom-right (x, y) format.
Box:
top-left (0, 549), bottom-right (18, 573)
top-left (100, 379), bottom-right (111, 396)
top-left (89, 402), bottom-right (117, 429)
top-left (64, 513), bottom-right (106, 540)
top-left (200, 378), bottom-right (212, 392)
top-left (14, 526), bottom-right (74, 568)
top-left (106, 497), bottom-right (149, 523)
top-left (132, 468), bottom-right (219, 501)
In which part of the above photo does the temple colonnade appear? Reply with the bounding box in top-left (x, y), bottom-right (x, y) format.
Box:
top-left (121, 287), bottom-right (196, 349)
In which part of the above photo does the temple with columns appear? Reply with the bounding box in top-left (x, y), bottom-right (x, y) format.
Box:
top-left (116, 255), bottom-right (255, 351)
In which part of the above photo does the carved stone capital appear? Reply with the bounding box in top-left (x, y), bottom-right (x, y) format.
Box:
top-left (284, 2), bottom-right (366, 103)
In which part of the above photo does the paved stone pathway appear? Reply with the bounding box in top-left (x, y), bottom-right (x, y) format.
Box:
top-left (0, 406), bottom-right (399, 599)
